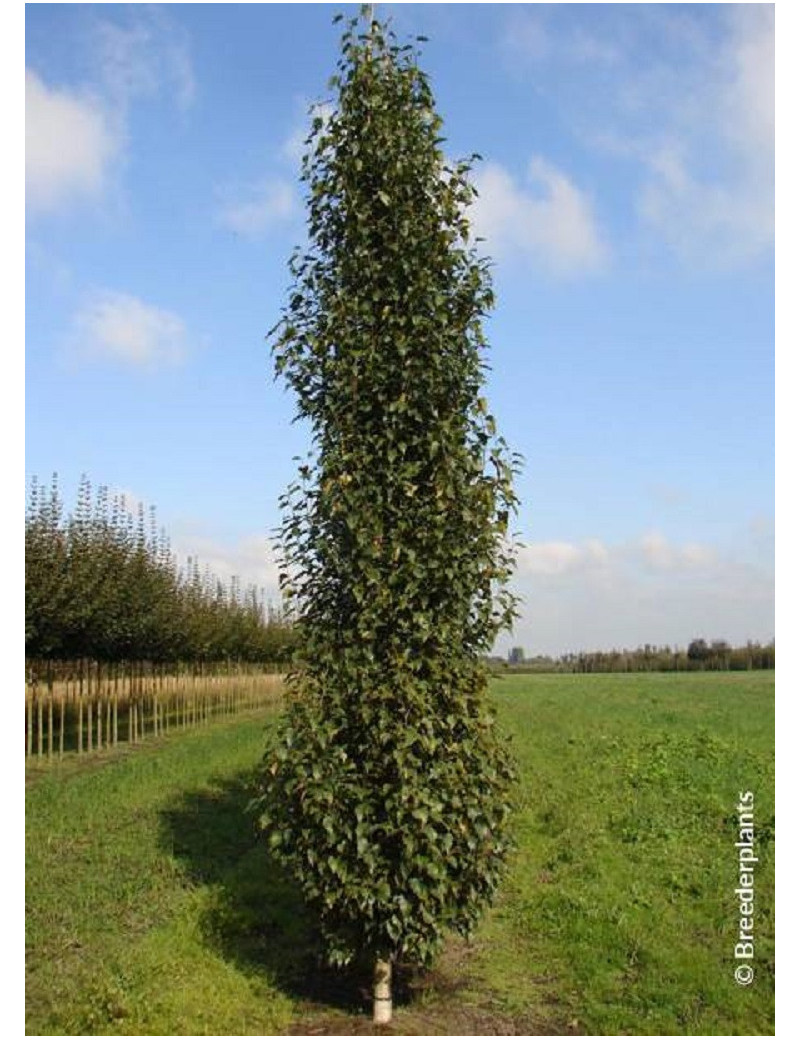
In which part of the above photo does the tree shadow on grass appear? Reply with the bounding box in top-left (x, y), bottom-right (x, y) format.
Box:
top-left (159, 768), bottom-right (374, 1015)
top-left (159, 771), bottom-right (563, 1035)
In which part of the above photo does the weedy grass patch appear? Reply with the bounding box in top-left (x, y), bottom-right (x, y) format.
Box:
top-left (472, 671), bottom-right (775, 1035)
top-left (26, 672), bottom-right (774, 1035)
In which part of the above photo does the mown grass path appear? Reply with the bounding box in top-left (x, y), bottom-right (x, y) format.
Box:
top-left (26, 673), bottom-right (774, 1035)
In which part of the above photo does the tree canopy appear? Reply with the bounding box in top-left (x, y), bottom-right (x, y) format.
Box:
top-left (25, 474), bottom-right (294, 664)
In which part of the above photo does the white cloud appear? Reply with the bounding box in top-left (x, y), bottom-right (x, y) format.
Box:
top-left (638, 531), bottom-right (717, 572)
top-left (500, 5), bottom-right (774, 268)
top-left (568, 27), bottom-right (622, 67)
top-left (471, 157), bottom-right (607, 276)
top-left (282, 100), bottom-right (335, 165)
top-left (501, 12), bottom-right (550, 65)
top-left (723, 6), bottom-right (774, 158)
top-left (214, 99), bottom-right (329, 238)
top-left (171, 529), bottom-right (282, 604)
top-left (747, 514), bottom-right (774, 552)
top-left (26, 9), bottom-right (195, 219)
top-left (26, 240), bottom-right (75, 294)
top-left (506, 529), bottom-right (773, 655)
top-left (26, 70), bottom-right (120, 214)
top-left (281, 126), bottom-right (308, 167)
top-left (638, 142), bottom-right (772, 268)
top-left (69, 291), bottom-right (189, 367)
top-left (217, 179), bottom-right (296, 238)
top-left (515, 536), bottom-right (603, 578)
top-left (501, 9), bottom-right (621, 69)
top-left (617, 6), bottom-right (773, 267)
top-left (584, 538), bottom-right (611, 566)
top-left (92, 8), bottom-right (196, 111)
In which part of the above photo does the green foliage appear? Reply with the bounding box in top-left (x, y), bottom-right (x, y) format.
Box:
top-left (25, 474), bottom-right (296, 663)
top-left (255, 11), bottom-right (519, 969)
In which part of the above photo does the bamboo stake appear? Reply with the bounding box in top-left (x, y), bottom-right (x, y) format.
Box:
top-left (86, 662), bottom-right (92, 752)
top-left (94, 664), bottom-right (101, 750)
top-left (47, 663), bottom-right (55, 758)
top-left (78, 663), bottom-right (84, 754)
top-left (134, 665), bottom-right (139, 742)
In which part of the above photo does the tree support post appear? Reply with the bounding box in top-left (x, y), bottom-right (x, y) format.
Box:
top-left (373, 957), bottom-right (392, 1025)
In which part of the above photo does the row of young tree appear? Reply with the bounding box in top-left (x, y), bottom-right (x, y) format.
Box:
top-left (495, 639), bottom-right (775, 674)
top-left (26, 475), bottom-right (296, 664)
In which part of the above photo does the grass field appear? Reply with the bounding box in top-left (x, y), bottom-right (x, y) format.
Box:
top-left (25, 672), bottom-right (774, 1035)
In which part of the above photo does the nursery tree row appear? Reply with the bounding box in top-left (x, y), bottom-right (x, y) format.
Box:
top-left (26, 475), bottom-right (296, 664)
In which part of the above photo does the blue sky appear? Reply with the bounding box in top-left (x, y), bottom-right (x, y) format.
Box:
top-left (25, 3), bottom-right (775, 656)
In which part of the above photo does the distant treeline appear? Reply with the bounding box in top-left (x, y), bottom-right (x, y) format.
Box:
top-left (490, 639), bottom-right (775, 674)
top-left (26, 475), bottom-right (297, 664)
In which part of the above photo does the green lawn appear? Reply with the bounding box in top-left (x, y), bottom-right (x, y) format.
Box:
top-left (26, 672), bottom-right (774, 1035)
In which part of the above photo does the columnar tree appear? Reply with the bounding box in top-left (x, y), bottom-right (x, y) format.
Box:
top-left (255, 9), bottom-right (519, 1022)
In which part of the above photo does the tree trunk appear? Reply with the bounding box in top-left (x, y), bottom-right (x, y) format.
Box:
top-left (373, 957), bottom-right (392, 1025)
